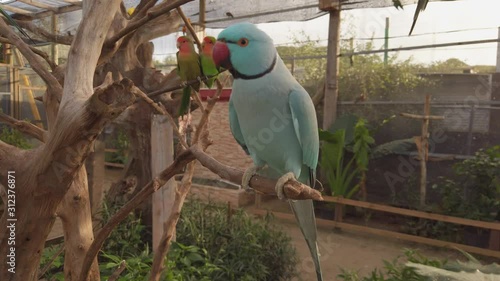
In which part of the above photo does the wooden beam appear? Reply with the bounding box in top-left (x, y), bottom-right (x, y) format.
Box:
top-left (17, 0), bottom-right (57, 11)
top-left (250, 208), bottom-right (500, 259)
top-left (322, 5), bottom-right (340, 130)
top-left (0, 4), bottom-right (33, 15)
top-left (322, 196), bottom-right (500, 231)
top-left (399, 113), bottom-right (445, 120)
top-left (14, 4), bottom-right (81, 20)
top-left (56, 0), bottom-right (82, 6)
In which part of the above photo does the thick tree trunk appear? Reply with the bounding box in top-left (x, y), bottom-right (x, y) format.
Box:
top-left (0, 1), bottom-right (188, 280)
top-left (58, 168), bottom-right (100, 281)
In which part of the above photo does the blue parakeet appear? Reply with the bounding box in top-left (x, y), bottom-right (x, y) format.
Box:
top-left (213, 22), bottom-right (323, 281)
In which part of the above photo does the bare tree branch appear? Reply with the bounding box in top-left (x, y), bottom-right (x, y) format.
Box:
top-left (0, 19), bottom-right (63, 97)
top-left (0, 37), bottom-right (57, 70)
top-left (35, 78), bottom-right (136, 195)
top-left (0, 112), bottom-right (47, 142)
top-left (38, 245), bottom-right (65, 279)
top-left (191, 146), bottom-right (324, 201)
top-left (78, 148), bottom-right (197, 281)
top-left (176, 6), bottom-right (202, 51)
top-left (147, 73), bottom-right (221, 99)
top-left (104, 0), bottom-right (194, 48)
top-left (131, 86), bottom-right (189, 149)
top-left (16, 20), bottom-right (73, 45)
top-left (108, 260), bottom-right (127, 281)
top-left (149, 162), bottom-right (195, 281)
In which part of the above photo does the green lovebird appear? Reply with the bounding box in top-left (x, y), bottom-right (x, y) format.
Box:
top-left (200, 36), bottom-right (219, 89)
top-left (176, 36), bottom-right (201, 116)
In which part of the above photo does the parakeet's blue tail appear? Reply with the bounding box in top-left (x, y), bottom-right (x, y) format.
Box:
top-left (289, 199), bottom-right (323, 281)
top-left (289, 167), bottom-right (323, 281)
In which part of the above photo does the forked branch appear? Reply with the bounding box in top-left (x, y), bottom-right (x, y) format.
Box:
top-left (0, 112), bottom-right (47, 142)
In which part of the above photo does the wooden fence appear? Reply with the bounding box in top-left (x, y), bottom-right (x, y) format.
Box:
top-left (252, 195), bottom-right (500, 259)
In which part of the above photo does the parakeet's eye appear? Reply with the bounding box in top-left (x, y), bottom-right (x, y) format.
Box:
top-left (237, 38), bottom-right (249, 47)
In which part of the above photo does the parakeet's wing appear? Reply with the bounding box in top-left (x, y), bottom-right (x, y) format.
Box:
top-left (229, 98), bottom-right (249, 155)
top-left (200, 54), bottom-right (219, 88)
top-left (176, 51), bottom-right (180, 72)
top-left (288, 87), bottom-right (319, 184)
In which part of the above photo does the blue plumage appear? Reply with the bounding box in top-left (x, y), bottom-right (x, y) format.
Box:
top-left (214, 22), bottom-right (323, 280)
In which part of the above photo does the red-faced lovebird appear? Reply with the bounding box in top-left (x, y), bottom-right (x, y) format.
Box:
top-left (176, 36), bottom-right (201, 116)
top-left (200, 36), bottom-right (219, 89)
top-left (213, 23), bottom-right (323, 281)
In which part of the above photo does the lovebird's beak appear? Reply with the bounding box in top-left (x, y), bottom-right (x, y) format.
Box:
top-left (213, 41), bottom-right (232, 70)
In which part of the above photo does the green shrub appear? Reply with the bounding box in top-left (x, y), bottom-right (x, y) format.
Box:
top-left (97, 201), bottom-right (151, 258)
top-left (39, 200), bottom-right (297, 280)
top-left (438, 146), bottom-right (500, 222)
top-left (176, 199), bottom-right (298, 281)
top-left (0, 127), bottom-right (32, 149)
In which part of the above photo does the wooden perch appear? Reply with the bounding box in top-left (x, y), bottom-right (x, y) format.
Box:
top-left (147, 73), bottom-right (221, 99)
top-left (191, 146), bottom-right (324, 201)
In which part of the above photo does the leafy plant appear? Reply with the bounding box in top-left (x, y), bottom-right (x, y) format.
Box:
top-left (98, 201), bottom-right (150, 258)
top-left (0, 126), bottom-right (32, 149)
top-left (105, 128), bottom-right (129, 164)
top-left (436, 146), bottom-right (500, 222)
top-left (320, 115), bottom-right (415, 199)
top-left (39, 245), bottom-right (65, 281)
top-left (176, 199), bottom-right (298, 281)
top-left (338, 249), bottom-right (444, 281)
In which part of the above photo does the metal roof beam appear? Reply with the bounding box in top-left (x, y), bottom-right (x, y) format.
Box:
top-left (0, 3), bottom-right (33, 15)
top-left (16, 0), bottom-right (58, 12)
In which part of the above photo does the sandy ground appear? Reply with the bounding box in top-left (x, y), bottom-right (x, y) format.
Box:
top-left (254, 199), bottom-right (464, 281)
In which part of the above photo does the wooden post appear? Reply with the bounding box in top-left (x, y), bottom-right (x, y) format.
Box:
top-left (384, 17), bottom-right (389, 65)
top-left (400, 95), bottom-right (444, 207)
top-left (320, 0), bottom-right (341, 130)
top-left (52, 14), bottom-right (59, 64)
top-left (86, 135), bottom-right (106, 216)
top-left (496, 27), bottom-right (500, 73)
top-left (420, 95), bottom-right (431, 206)
top-left (151, 115), bottom-right (176, 250)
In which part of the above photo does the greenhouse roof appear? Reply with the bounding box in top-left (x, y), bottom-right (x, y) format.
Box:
top-left (0, 0), bottom-right (441, 27)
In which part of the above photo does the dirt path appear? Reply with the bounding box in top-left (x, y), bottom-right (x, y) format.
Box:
top-left (255, 199), bottom-right (463, 281)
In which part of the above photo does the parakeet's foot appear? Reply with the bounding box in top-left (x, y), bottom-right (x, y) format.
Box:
top-left (241, 165), bottom-right (264, 193)
top-left (180, 81), bottom-right (187, 87)
top-left (275, 172), bottom-right (296, 201)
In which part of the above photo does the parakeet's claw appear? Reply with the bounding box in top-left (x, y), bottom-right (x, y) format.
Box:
top-left (197, 76), bottom-right (203, 83)
top-left (241, 165), bottom-right (264, 192)
top-left (275, 172), bottom-right (296, 201)
top-left (180, 81), bottom-right (187, 87)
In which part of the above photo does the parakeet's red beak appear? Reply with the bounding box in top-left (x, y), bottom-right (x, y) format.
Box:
top-left (213, 41), bottom-right (232, 70)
